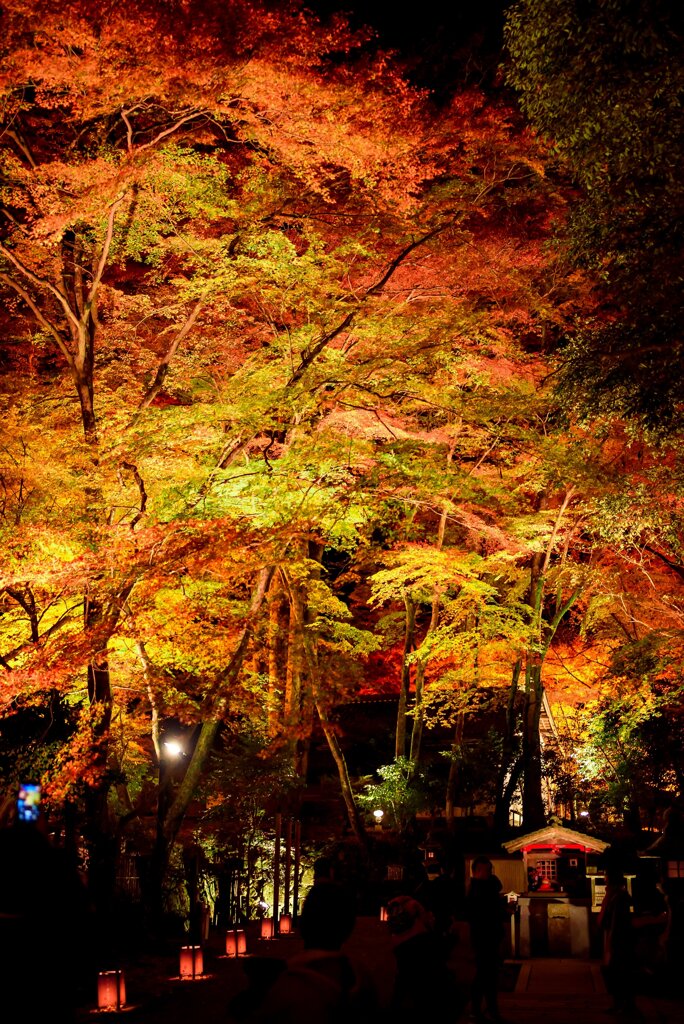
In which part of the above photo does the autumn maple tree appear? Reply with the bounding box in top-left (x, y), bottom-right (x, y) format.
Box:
top-left (1, 0), bottom-right (682, 926)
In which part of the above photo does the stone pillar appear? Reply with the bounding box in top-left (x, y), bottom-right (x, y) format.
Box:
top-left (518, 896), bottom-right (532, 957)
top-left (568, 900), bottom-right (591, 957)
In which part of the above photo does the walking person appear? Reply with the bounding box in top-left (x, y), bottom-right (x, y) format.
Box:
top-left (465, 855), bottom-right (507, 1023)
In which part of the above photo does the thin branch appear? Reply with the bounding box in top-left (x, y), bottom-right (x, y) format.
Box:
top-left (135, 639), bottom-right (161, 761)
top-left (132, 298), bottom-right (204, 420)
top-left (541, 487), bottom-right (576, 579)
top-left (286, 221), bottom-right (451, 388)
top-left (5, 128), bottom-right (37, 168)
top-left (643, 544), bottom-right (684, 583)
top-left (0, 207), bottom-right (31, 236)
top-left (0, 241), bottom-right (81, 335)
top-left (120, 461), bottom-right (148, 530)
top-left (0, 272), bottom-right (73, 366)
top-left (121, 107), bottom-right (135, 152)
top-left (81, 193), bottom-right (126, 333)
top-left (0, 602), bottom-right (82, 665)
top-left (136, 111), bottom-right (207, 153)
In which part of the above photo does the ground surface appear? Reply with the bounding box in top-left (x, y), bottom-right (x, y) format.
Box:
top-left (76, 917), bottom-right (682, 1023)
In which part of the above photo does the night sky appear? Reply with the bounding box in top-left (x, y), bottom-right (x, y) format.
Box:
top-left (311, 0), bottom-right (510, 94)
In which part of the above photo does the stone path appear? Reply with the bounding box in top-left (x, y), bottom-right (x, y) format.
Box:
top-left (485, 958), bottom-right (677, 1024)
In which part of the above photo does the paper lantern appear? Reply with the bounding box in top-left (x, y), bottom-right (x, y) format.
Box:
top-left (260, 917), bottom-right (274, 940)
top-left (225, 929), bottom-right (247, 957)
top-left (278, 913), bottom-right (292, 935)
top-left (97, 970), bottom-right (126, 1011)
top-left (380, 906), bottom-right (388, 922)
top-left (179, 945), bottom-right (203, 979)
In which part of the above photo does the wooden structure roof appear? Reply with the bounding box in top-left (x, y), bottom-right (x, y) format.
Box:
top-left (503, 824), bottom-right (609, 855)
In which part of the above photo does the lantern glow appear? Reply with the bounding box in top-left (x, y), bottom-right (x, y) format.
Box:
top-left (179, 945), bottom-right (203, 979)
top-left (279, 913), bottom-right (292, 934)
top-left (97, 970), bottom-right (126, 1011)
top-left (260, 917), bottom-right (274, 940)
top-left (225, 928), bottom-right (247, 957)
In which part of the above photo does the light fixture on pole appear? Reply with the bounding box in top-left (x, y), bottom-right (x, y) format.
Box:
top-left (373, 808), bottom-right (384, 830)
top-left (163, 738), bottom-right (183, 759)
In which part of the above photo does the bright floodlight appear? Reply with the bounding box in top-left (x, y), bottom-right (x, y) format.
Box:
top-left (579, 810), bottom-right (589, 817)
top-left (164, 739), bottom-right (183, 758)
top-left (373, 809), bottom-right (384, 821)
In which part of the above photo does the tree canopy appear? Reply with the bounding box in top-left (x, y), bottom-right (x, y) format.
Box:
top-left (0, 0), bottom-right (682, 916)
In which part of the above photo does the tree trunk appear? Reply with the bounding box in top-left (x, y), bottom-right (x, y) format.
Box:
top-left (396, 593), bottom-right (415, 759)
top-left (315, 700), bottom-right (368, 852)
top-left (522, 661), bottom-right (546, 829)
top-left (267, 581), bottom-right (286, 737)
top-left (494, 659), bottom-right (523, 834)
top-left (148, 566), bottom-right (274, 916)
top-left (445, 711), bottom-right (465, 829)
top-left (409, 584), bottom-right (441, 766)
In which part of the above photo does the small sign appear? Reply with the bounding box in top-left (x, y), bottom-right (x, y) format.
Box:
top-left (591, 880), bottom-right (607, 911)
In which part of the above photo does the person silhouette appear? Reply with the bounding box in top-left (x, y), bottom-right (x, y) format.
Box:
top-left (465, 856), bottom-right (507, 1024)
top-left (243, 880), bottom-right (377, 1024)
top-left (0, 797), bottom-right (90, 1023)
top-left (598, 866), bottom-right (641, 1018)
top-left (387, 892), bottom-right (461, 1022)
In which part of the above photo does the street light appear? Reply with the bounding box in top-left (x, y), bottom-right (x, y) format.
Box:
top-left (373, 809), bottom-right (384, 830)
top-left (163, 739), bottom-right (183, 759)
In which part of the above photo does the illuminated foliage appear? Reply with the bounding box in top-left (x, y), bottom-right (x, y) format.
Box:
top-left (0, 1), bottom-right (681, 906)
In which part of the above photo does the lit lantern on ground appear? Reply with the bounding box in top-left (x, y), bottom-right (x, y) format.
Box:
top-left (179, 945), bottom-right (203, 979)
top-left (225, 929), bottom-right (248, 956)
top-left (260, 917), bottom-right (274, 940)
top-left (380, 906), bottom-right (388, 922)
top-left (279, 913), bottom-right (292, 935)
top-left (97, 969), bottom-right (126, 1011)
